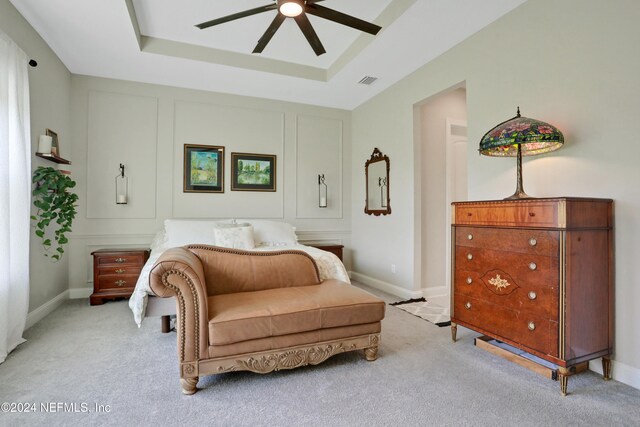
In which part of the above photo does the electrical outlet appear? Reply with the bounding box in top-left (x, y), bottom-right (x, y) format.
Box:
top-left (391, 264), bottom-right (396, 274)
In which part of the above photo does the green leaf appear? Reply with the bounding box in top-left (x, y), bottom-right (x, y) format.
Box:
top-left (35, 230), bottom-right (44, 238)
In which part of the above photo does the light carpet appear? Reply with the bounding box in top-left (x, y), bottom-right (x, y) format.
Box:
top-left (0, 283), bottom-right (639, 426)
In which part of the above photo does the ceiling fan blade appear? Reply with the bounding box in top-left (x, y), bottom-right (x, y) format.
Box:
top-left (196, 4), bottom-right (277, 29)
top-left (305, 4), bottom-right (381, 35)
top-left (253, 13), bottom-right (287, 54)
top-left (293, 13), bottom-right (326, 56)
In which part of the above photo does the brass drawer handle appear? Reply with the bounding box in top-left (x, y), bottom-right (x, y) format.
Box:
top-left (465, 302), bottom-right (472, 310)
top-left (466, 277), bottom-right (473, 285)
top-left (528, 321), bottom-right (536, 331)
top-left (528, 291), bottom-right (537, 300)
top-left (467, 234), bottom-right (473, 240)
top-left (115, 269), bottom-right (125, 274)
top-left (529, 238), bottom-right (537, 246)
top-left (115, 280), bottom-right (127, 287)
top-left (467, 253), bottom-right (473, 260)
top-left (115, 258), bottom-right (126, 263)
top-left (529, 262), bottom-right (537, 271)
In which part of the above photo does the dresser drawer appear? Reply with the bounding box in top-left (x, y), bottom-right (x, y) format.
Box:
top-left (455, 247), bottom-right (559, 290)
top-left (454, 201), bottom-right (560, 227)
top-left (95, 253), bottom-right (145, 266)
top-left (453, 294), bottom-right (559, 357)
top-left (95, 274), bottom-right (138, 291)
top-left (454, 269), bottom-right (558, 320)
top-left (456, 227), bottom-right (559, 256)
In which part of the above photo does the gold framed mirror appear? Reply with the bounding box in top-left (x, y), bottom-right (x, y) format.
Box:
top-left (364, 148), bottom-right (391, 216)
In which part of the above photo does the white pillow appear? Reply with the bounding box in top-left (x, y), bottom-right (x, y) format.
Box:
top-left (164, 219), bottom-right (231, 248)
top-left (213, 225), bottom-right (255, 250)
top-left (235, 219), bottom-right (297, 246)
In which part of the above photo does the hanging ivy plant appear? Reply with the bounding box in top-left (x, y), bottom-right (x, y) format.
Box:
top-left (31, 166), bottom-right (79, 261)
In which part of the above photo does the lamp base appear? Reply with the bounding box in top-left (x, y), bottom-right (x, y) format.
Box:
top-left (503, 190), bottom-right (534, 200)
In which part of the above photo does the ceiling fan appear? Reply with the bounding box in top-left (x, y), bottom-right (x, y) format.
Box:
top-left (195, 0), bottom-right (382, 56)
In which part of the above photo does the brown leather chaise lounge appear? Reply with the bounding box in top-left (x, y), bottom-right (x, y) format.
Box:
top-left (150, 245), bottom-right (385, 394)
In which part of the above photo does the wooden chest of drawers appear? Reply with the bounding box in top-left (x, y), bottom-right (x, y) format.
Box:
top-left (308, 244), bottom-right (344, 262)
top-left (451, 198), bottom-right (613, 395)
top-left (90, 248), bottom-right (150, 306)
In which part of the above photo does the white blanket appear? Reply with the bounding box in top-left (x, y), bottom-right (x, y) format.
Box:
top-left (128, 244), bottom-right (350, 326)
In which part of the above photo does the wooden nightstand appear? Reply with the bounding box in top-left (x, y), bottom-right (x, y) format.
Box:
top-left (90, 248), bottom-right (150, 306)
top-left (308, 244), bottom-right (344, 262)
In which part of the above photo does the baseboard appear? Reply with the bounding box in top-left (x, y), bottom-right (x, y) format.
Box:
top-left (589, 358), bottom-right (640, 390)
top-left (350, 271), bottom-right (423, 300)
top-left (422, 286), bottom-right (448, 299)
top-left (25, 290), bottom-right (69, 330)
top-left (69, 287), bottom-right (93, 299)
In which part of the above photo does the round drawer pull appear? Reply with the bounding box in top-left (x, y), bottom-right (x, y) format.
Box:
top-left (115, 280), bottom-right (127, 287)
top-left (466, 277), bottom-right (473, 285)
top-left (467, 253), bottom-right (473, 260)
top-left (529, 262), bottom-right (537, 271)
top-left (465, 302), bottom-right (472, 310)
top-left (528, 321), bottom-right (536, 331)
top-left (528, 291), bottom-right (537, 300)
top-left (529, 238), bottom-right (537, 246)
top-left (467, 234), bottom-right (473, 240)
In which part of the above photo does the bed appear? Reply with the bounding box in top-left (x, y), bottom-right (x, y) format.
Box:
top-left (129, 219), bottom-right (350, 326)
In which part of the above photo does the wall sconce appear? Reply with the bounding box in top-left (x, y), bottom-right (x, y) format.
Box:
top-left (318, 174), bottom-right (327, 208)
top-left (379, 177), bottom-right (387, 207)
top-left (115, 163), bottom-right (128, 204)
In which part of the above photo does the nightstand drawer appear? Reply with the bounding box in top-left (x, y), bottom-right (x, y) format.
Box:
top-left (97, 265), bottom-right (142, 276)
top-left (95, 253), bottom-right (145, 266)
top-left (95, 274), bottom-right (138, 291)
top-left (456, 227), bottom-right (559, 256)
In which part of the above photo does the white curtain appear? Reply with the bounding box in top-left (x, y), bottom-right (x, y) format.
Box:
top-left (0, 31), bottom-right (31, 363)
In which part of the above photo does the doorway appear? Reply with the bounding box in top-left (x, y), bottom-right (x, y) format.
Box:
top-left (415, 86), bottom-right (468, 304)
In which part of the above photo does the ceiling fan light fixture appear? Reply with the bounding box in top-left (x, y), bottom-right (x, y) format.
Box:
top-left (278, 0), bottom-right (304, 17)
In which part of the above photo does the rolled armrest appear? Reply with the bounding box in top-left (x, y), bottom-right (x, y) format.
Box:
top-left (150, 247), bottom-right (209, 362)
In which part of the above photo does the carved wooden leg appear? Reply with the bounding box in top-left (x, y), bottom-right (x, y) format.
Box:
top-left (451, 323), bottom-right (457, 342)
top-left (602, 357), bottom-right (612, 381)
top-left (558, 367), bottom-right (570, 396)
top-left (364, 346), bottom-right (378, 361)
top-left (180, 377), bottom-right (198, 395)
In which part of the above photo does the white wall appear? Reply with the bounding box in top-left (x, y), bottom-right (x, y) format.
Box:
top-left (418, 88), bottom-right (467, 293)
top-left (68, 76), bottom-right (351, 294)
top-left (0, 0), bottom-right (72, 315)
top-left (351, 0), bottom-right (640, 387)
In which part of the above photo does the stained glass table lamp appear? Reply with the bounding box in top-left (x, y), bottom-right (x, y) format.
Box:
top-left (479, 107), bottom-right (564, 199)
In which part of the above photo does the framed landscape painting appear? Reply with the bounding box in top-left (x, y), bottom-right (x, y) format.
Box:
top-left (231, 152), bottom-right (276, 192)
top-left (184, 144), bottom-right (224, 193)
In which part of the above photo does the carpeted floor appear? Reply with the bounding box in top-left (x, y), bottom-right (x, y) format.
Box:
top-left (1, 283), bottom-right (639, 426)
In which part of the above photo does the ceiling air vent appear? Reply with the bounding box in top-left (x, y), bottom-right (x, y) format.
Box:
top-left (358, 76), bottom-right (378, 85)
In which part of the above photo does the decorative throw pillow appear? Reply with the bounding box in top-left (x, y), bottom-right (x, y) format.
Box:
top-left (213, 225), bottom-right (255, 250)
top-left (235, 219), bottom-right (298, 246)
top-left (163, 219), bottom-right (235, 248)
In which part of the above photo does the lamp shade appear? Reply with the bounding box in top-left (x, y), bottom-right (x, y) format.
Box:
top-left (479, 109), bottom-right (564, 157)
top-left (479, 108), bottom-right (564, 200)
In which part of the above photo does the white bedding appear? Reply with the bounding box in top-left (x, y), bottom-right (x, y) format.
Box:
top-left (128, 244), bottom-right (350, 326)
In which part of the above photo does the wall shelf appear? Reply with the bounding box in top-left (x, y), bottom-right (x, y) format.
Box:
top-left (35, 152), bottom-right (71, 165)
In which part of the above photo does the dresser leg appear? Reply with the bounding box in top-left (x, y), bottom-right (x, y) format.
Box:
top-left (559, 367), bottom-right (570, 396)
top-left (602, 357), bottom-right (612, 380)
top-left (451, 323), bottom-right (457, 342)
